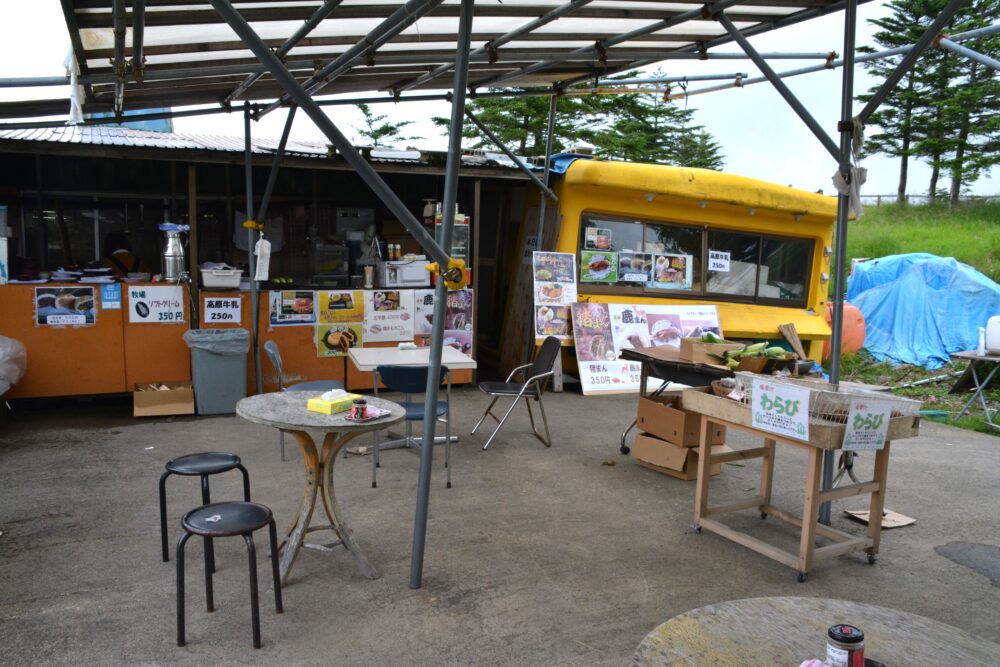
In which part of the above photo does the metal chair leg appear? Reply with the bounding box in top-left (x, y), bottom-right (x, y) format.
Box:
top-left (204, 533), bottom-right (215, 613)
top-left (372, 429), bottom-right (379, 489)
top-left (471, 396), bottom-right (499, 434)
top-left (242, 533), bottom-right (262, 649)
top-left (268, 520), bottom-right (283, 614)
top-left (159, 471), bottom-right (172, 562)
top-left (176, 532), bottom-right (191, 647)
top-left (445, 412), bottom-right (452, 489)
top-left (482, 397), bottom-right (522, 450)
top-left (237, 464), bottom-right (252, 501)
top-left (200, 476), bottom-right (216, 574)
top-left (536, 395), bottom-right (552, 447)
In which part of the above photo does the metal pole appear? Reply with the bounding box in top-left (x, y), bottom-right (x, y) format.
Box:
top-left (395, 0), bottom-right (596, 93)
top-left (222, 0), bottom-right (345, 105)
top-left (821, 0), bottom-right (857, 526)
top-left (112, 0), bottom-right (126, 116)
top-left (209, 0), bottom-right (449, 266)
top-left (257, 106), bottom-right (297, 224)
top-left (132, 0), bottom-right (146, 81)
top-left (718, 12), bottom-right (841, 162)
top-left (463, 109), bottom-right (557, 201)
top-left (244, 102), bottom-right (264, 395)
top-left (410, 0), bottom-right (474, 589)
top-left (858, 0), bottom-right (969, 123)
top-left (938, 38), bottom-right (1000, 73)
top-left (534, 94), bottom-right (558, 247)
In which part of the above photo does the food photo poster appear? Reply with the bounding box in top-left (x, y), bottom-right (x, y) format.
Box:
top-left (270, 290), bottom-right (316, 325)
top-left (580, 251), bottom-right (618, 283)
top-left (532, 252), bottom-right (577, 341)
top-left (35, 286), bottom-right (96, 326)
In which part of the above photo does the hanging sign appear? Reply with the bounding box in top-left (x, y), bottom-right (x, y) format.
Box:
top-left (204, 296), bottom-right (242, 324)
top-left (708, 250), bottom-right (731, 272)
top-left (751, 378), bottom-right (810, 441)
top-left (842, 399), bottom-right (893, 451)
top-left (128, 285), bottom-right (184, 324)
top-left (100, 283), bottom-right (121, 310)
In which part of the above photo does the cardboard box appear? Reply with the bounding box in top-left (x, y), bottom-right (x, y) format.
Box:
top-left (679, 337), bottom-right (743, 365)
top-left (632, 432), bottom-right (732, 481)
top-left (133, 382), bottom-right (195, 417)
top-left (307, 393), bottom-right (363, 415)
top-left (636, 388), bottom-right (727, 447)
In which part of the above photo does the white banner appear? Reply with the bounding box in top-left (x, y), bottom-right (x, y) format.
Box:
top-left (128, 285), bottom-right (185, 324)
top-left (751, 378), bottom-right (810, 442)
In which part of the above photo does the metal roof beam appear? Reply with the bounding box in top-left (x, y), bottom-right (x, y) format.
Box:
top-left (112, 0), bottom-right (127, 116)
top-left (221, 0), bottom-right (346, 106)
top-left (717, 11), bottom-right (839, 160)
top-left (393, 0), bottom-right (596, 94)
top-left (472, 0), bottom-right (746, 89)
top-left (257, 0), bottom-right (447, 118)
top-left (938, 37), bottom-right (1000, 74)
top-left (132, 0), bottom-right (146, 81)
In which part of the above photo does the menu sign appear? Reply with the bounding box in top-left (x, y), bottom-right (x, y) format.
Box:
top-left (128, 285), bottom-right (184, 324)
top-left (35, 286), bottom-right (96, 327)
top-left (204, 296), bottom-right (241, 323)
top-left (318, 290), bottom-right (364, 323)
top-left (532, 252), bottom-right (576, 342)
top-left (413, 288), bottom-right (474, 354)
top-left (364, 290), bottom-right (414, 342)
top-left (571, 303), bottom-right (722, 395)
top-left (316, 323), bottom-right (363, 358)
top-left (269, 290), bottom-right (316, 326)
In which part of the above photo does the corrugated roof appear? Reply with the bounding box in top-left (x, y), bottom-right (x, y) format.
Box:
top-left (0, 124), bottom-right (525, 168)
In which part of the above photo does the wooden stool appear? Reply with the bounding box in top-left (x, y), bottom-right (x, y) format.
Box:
top-left (176, 501), bottom-right (283, 649)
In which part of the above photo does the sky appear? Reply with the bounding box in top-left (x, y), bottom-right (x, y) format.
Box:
top-left (1, 1), bottom-right (996, 198)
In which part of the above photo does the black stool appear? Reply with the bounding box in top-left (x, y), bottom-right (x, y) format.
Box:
top-left (176, 501), bottom-right (283, 649)
top-left (159, 452), bottom-right (251, 568)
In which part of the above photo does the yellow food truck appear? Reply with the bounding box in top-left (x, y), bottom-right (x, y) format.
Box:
top-left (526, 158), bottom-right (837, 361)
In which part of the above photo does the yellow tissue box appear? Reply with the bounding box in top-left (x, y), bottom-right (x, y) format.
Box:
top-left (307, 393), bottom-right (363, 415)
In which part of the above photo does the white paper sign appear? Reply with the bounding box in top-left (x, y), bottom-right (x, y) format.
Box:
top-left (577, 360), bottom-right (643, 394)
top-left (708, 250), bottom-right (730, 272)
top-left (46, 314), bottom-right (86, 326)
top-left (128, 285), bottom-right (185, 324)
top-left (842, 399), bottom-right (892, 451)
top-left (204, 296), bottom-right (242, 324)
top-left (751, 378), bottom-right (810, 441)
top-left (364, 290), bottom-right (415, 342)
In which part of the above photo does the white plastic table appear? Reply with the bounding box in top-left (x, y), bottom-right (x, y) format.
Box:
top-left (348, 346), bottom-right (477, 372)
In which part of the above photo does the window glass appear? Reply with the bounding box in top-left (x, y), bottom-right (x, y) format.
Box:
top-left (579, 217), bottom-right (643, 284)
top-left (706, 231), bottom-right (759, 297)
top-left (643, 223), bottom-right (702, 292)
top-left (758, 237), bottom-right (811, 301)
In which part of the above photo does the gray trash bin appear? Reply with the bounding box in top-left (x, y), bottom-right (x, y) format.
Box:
top-left (183, 328), bottom-right (250, 415)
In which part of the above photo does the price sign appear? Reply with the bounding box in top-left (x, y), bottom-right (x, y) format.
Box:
top-left (751, 378), bottom-right (810, 441)
top-left (708, 250), bottom-right (730, 272)
top-left (842, 399), bottom-right (892, 451)
top-left (577, 360), bottom-right (642, 394)
top-left (204, 296), bottom-right (241, 323)
top-left (128, 285), bottom-right (185, 324)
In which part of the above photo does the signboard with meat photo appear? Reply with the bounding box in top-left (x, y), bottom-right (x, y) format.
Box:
top-left (532, 251), bottom-right (577, 342)
top-left (570, 302), bottom-right (642, 395)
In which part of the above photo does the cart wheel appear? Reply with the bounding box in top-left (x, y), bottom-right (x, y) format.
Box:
top-left (620, 445), bottom-right (631, 455)
top-left (868, 554), bottom-right (877, 565)
top-left (760, 512), bottom-right (768, 520)
top-left (797, 572), bottom-right (807, 583)
top-left (692, 524), bottom-right (702, 534)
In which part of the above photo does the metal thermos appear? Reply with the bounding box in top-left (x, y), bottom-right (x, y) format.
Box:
top-left (162, 229), bottom-right (186, 280)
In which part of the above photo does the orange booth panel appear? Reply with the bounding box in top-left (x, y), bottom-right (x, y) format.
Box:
top-left (0, 284), bottom-right (127, 398)
top-left (122, 283), bottom-right (192, 387)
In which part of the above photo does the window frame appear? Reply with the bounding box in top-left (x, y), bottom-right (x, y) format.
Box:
top-left (575, 211), bottom-right (814, 308)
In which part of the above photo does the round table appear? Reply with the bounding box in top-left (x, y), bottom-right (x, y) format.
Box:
top-left (236, 391), bottom-right (404, 585)
top-left (633, 596), bottom-right (1000, 666)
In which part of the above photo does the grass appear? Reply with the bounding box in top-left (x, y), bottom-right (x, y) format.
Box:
top-left (836, 351), bottom-right (999, 436)
top-left (844, 201), bottom-right (1000, 283)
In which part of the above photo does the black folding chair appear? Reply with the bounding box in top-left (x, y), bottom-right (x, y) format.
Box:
top-left (372, 364), bottom-right (452, 488)
top-left (471, 336), bottom-right (560, 450)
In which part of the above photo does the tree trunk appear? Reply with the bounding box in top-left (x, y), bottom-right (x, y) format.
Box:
top-left (928, 158), bottom-right (940, 205)
top-left (897, 75), bottom-right (914, 204)
top-left (949, 63), bottom-right (977, 208)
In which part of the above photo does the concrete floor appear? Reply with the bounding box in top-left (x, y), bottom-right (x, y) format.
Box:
top-left (1, 388), bottom-right (998, 666)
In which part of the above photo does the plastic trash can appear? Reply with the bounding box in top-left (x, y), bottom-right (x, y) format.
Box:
top-left (183, 328), bottom-right (250, 415)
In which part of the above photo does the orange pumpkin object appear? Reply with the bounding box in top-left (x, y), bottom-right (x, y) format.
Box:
top-left (823, 301), bottom-right (866, 361)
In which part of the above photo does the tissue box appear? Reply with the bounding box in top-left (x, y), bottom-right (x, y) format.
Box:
top-left (307, 393), bottom-right (363, 415)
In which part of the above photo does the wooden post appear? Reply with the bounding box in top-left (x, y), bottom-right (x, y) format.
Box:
top-left (693, 414), bottom-right (712, 527)
top-left (472, 179), bottom-right (481, 385)
top-left (798, 447), bottom-right (823, 576)
top-left (867, 441), bottom-right (891, 558)
top-left (759, 438), bottom-right (776, 513)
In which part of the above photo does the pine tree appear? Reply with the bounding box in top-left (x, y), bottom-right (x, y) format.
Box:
top-left (353, 103), bottom-right (417, 148)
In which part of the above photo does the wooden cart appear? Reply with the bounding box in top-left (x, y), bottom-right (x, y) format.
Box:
top-left (682, 388), bottom-right (921, 581)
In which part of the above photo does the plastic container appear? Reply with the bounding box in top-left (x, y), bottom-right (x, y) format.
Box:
top-left (182, 328), bottom-right (250, 414)
top-left (201, 269), bottom-right (243, 289)
top-left (986, 316), bottom-right (1000, 354)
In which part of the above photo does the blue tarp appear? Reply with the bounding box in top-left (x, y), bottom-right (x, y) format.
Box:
top-left (847, 254), bottom-right (1000, 368)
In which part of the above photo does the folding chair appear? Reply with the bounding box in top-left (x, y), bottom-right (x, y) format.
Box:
top-left (263, 340), bottom-right (344, 461)
top-left (472, 336), bottom-right (560, 450)
top-left (372, 365), bottom-right (452, 488)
